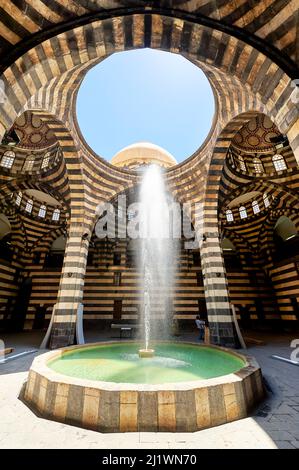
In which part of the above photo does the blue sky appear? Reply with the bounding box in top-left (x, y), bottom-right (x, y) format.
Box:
top-left (76, 49), bottom-right (214, 164)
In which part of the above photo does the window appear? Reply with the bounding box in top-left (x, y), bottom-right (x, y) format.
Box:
top-left (239, 206), bottom-right (247, 219)
top-left (52, 208), bottom-right (60, 221)
top-left (38, 204), bottom-right (46, 218)
top-left (238, 155), bottom-right (247, 172)
top-left (252, 200), bottom-right (260, 214)
top-left (41, 152), bottom-right (51, 170)
top-left (272, 154), bottom-right (287, 172)
top-left (0, 150), bottom-right (15, 169)
top-left (227, 149), bottom-right (235, 168)
top-left (55, 148), bottom-right (62, 163)
top-left (15, 191), bottom-right (22, 206)
top-left (253, 157), bottom-right (263, 175)
top-left (226, 209), bottom-right (234, 222)
top-left (22, 155), bottom-right (35, 172)
top-left (25, 198), bottom-right (33, 214)
top-left (263, 193), bottom-right (270, 208)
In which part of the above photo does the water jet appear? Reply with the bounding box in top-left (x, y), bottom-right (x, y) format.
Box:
top-left (23, 164), bottom-right (264, 433)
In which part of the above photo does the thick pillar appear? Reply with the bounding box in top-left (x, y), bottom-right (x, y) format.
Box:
top-left (196, 205), bottom-right (238, 348)
top-left (46, 220), bottom-right (91, 349)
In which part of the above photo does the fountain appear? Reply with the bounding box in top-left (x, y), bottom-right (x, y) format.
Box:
top-left (138, 164), bottom-right (177, 358)
top-left (23, 165), bottom-right (264, 432)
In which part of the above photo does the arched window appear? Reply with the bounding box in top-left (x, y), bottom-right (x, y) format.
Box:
top-left (238, 155), bottom-right (247, 172)
top-left (55, 148), bottom-right (62, 163)
top-left (252, 200), bottom-right (260, 214)
top-left (226, 209), bottom-right (234, 222)
top-left (15, 191), bottom-right (22, 206)
top-left (25, 198), bottom-right (33, 214)
top-left (253, 157), bottom-right (263, 174)
top-left (38, 204), bottom-right (46, 218)
top-left (239, 206), bottom-right (247, 219)
top-left (0, 150), bottom-right (15, 169)
top-left (41, 152), bottom-right (51, 170)
top-left (52, 208), bottom-right (60, 221)
top-left (272, 154), bottom-right (287, 172)
top-left (227, 149), bottom-right (235, 168)
top-left (263, 193), bottom-right (270, 208)
top-left (22, 155), bottom-right (35, 172)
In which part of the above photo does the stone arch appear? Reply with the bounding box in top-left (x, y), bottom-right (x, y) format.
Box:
top-left (220, 180), bottom-right (299, 214)
top-left (274, 215), bottom-right (298, 241)
top-left (260, 209), bottom-right (299, 259)
top-left (16, 109), bottom-right (88, 225)
top-left (205, 111), bottom-right (260, 218)
top-left (1, 14), bottom-right (297, 224)
top-left (210, 109), bottom-right (299, 222)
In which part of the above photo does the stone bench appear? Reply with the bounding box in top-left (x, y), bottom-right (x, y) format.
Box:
top-left (110, 323), bottom-right (140, 339)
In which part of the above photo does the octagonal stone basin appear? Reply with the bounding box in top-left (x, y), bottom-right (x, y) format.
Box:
top-left (23, 342), bottom-right (264, 433)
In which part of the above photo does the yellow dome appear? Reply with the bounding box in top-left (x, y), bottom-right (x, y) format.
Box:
top-left (111, 142), bottom-right (177, 169)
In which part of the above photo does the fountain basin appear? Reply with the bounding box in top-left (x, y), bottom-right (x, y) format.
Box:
top-left (23, 342), bottom-right (264, 433)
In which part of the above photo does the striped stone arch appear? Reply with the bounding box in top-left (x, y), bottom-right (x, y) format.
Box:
top-left (0, 13), bottom-right (297, 140)
top-left (221, 228), bottom-right (256, 256)
top-left (1, 13), bottom-right (297, 213)
top-left (219, 181), bottom-right (265, 214)
top-left (194, 111), bottom-right (261, 346)
top-left (18, 110), bottom-right (93, 349)
top-left (203, 111), bottom-right (263, 234)
top-left (1, 11), bottom-right (298, 348)
top-left (207, 108), bottom-right (299, 224)
top-left (212, 111), bottom-right (295, 310)
top-left (0, 179), bottom-right (69, 245)
top-left (200, 107), bottom-right (299, 344)
top-left (220, 181), bottom-right (299, 214)
top-left (0, 207), bottom-right (26, 254)
top-left (28, 111), bottom-right (83, 199)
top-left (259, 207), bottom-right (299, 259)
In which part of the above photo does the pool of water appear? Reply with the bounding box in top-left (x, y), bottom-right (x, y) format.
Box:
top-left (48, 342), bottom-right (245, 384)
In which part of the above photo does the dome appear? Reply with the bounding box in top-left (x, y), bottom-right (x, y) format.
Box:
top-left (110, 142), bottom-right (177, 169)
top-left (232, 115), bottom-right (280, 153)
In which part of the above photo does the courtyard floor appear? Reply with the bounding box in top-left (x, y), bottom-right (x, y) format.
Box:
top-left (0, 329), bottom-right (299, 449)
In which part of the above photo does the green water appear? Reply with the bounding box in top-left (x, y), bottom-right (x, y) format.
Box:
top-left (48, 343), bottom-right (244, 384)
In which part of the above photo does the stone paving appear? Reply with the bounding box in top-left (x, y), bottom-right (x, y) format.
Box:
top-left (0, 330), bottom-right (298, 449)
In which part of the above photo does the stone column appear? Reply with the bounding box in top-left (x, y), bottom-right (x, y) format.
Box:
top-left (46, 219), bottom-right (92, 349)
top-left (196, 204), bottom-right (238, 348)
